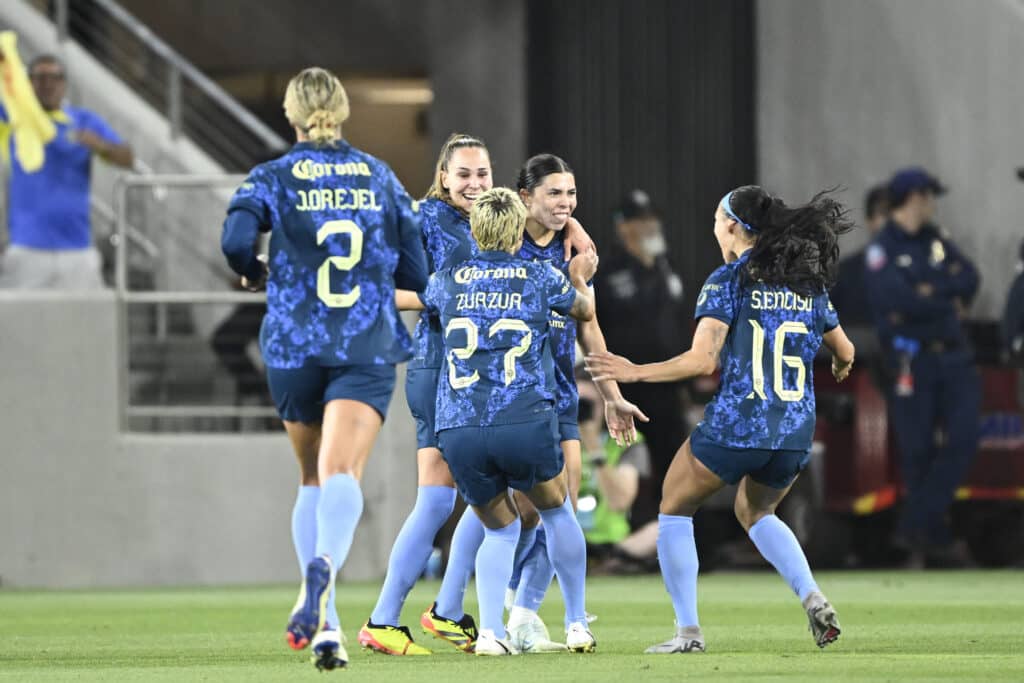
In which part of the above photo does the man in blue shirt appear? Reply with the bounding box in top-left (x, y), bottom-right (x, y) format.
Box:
top-left (0, 54), bottom-right (133, 289)
top-left (414, 187), bottom-right (598, 655)
top-left (864, 167), bottom-right (980, 567)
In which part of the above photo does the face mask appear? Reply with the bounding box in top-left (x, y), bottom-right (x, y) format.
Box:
top-left (640, 234), bottom-right (667, 257)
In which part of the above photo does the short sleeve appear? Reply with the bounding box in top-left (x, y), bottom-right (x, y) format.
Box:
top-left (228, 164), bottom-right (275, 225)
top-left (80, 109), bottom-right (123, 145)
top-left (543, 263), bottom-right (577, 315)
top-left (820, 294), bottom-right (839, 332)
top-left (694, 263), bottom-right (737, 324)
top-left (418, 273), bottom-right (444, 315)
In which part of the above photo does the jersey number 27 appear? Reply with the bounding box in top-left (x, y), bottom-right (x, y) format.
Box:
top-left (445, 317), bottom-right (531, 389)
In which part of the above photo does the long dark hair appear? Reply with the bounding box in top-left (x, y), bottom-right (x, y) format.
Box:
top-left (727, 185), bottom-right (854, 296)
top-left (516, 153), bottom-right (573, 193)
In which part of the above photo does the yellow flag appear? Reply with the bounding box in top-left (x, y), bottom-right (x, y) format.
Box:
top-left (0, 31), bottom-right (57, 172)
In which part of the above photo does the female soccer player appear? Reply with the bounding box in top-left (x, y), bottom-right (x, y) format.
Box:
top-left (586, 185), bottom-right (856, 653)
top-left (220, 67), bottom-right (429, 670)
top-left (415, 187), bottom-right (599, 655)
top-left (359, 137), bottom-right (598, 656)
top-left (424, 155), bottom-right (646, 654)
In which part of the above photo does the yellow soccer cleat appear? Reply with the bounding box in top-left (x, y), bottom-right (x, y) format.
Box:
top-left (358, 621), bottom-right (432, 656)
top-left (419, 603), bottom-right (478, 653)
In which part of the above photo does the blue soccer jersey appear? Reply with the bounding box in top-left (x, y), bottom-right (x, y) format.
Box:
top-left (225, 141), bottom-right (428, 369)
top-left (695, 252), bottom-right (839, 451)
top-left (419, 251), bottom-right (577, 430)
top-left (517, 230), bottom-right (582, 425)
top-left (409, 198), bottom-right (478, 371)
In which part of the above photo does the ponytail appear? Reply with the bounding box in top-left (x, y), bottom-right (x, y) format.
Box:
top-left (726, 185), bottom-right (854, 296)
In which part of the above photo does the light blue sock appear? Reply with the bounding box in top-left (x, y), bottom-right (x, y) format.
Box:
top-left (434, 506), bottom-right (485, 620)
top-left (657, 514), bottom-right (699, 627)
top-left (538, 499), bottom-right (588, 626)
top-left (370, 486), bottom-right (456, 625)
top-left (475, 517), bottom-right (521, 634)
top-left (514, 526), bottom-right (554, 612)
top-left (291, 485), bottom-right (339, 626)
top-left (314, 473), bottom-right (364, 631)
top-left (508, 524), bottom-right (538, 590)
top-left (291, 486), bottom-right (319, 573)
top-left (748, 514), bottom-right (819, 601)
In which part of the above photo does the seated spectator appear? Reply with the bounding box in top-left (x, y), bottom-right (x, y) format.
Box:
top-left (575, 372), bottom-right (658, 572)
top-left (0, 53), bottom-right (133, 289)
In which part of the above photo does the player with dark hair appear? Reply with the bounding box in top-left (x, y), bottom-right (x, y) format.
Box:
top-left (587, 185), bottom-right (855, 653)
top-left (220, 67), bottom-right (428, 670)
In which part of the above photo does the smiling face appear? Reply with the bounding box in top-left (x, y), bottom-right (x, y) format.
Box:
top-left (521, 172), bottom-right (577, 232)
top-left (441, 146), bottom-right (493, 213)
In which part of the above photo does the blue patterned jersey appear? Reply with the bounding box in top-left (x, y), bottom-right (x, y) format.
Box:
top-left (226, 141), bottom-right (428, 369)
top-left (517, 230), bottom-right (581, 425)
top-left (409, 198), bottom-right (478, 370)
top-left (696, 252), bottom-right (839, 450)
top-left (420, 250), bottom-right (577, 430)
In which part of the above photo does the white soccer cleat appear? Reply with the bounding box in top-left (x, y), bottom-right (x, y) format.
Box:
top-left (565, 621), bottom-right (597, 653)
top-left (311, 628), bottom-right (348, 670)
top-left (474, 628), bottom-right (519, 656)
top-left (645, 625), bottom-right (705, 654)
top-left (506, 608), bottom-right (567, 653)
top-left (803, 591), bottom-right (841, 648)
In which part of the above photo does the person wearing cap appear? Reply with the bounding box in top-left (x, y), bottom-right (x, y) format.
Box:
top-left (863, 166), bottom-right (980, 567)
top-left (593, 190), bottom-right (688, 528)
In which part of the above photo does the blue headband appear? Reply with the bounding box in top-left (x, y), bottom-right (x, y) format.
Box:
top-left (720, 191), bottom-right (758, 233)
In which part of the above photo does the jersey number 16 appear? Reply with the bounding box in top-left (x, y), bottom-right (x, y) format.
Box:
top-left (748, 320), bottom-right (808, 402)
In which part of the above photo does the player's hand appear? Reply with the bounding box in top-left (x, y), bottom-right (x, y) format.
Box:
top-left (569, 249), bottom-right (599, 284)
top-left (585, 351), bottom-right (640, 384)
top-left (604, 397), bottom-right (650, 447)
top-left (832, 356), bottom-right (853, 383)
top-left (241, 253), bottom-right (269, 292)
top-left (563, 216), bottom-right (597, 262)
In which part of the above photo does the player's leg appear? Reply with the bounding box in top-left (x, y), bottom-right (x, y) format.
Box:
top-left (507, 490), bottom-right (539, 604)
top-left (737, 450), bottom-right (840, 648)
top-left (646, 432), bottom-right (729, 654)
top-left (471, 491), bottom-right (523, 656)
top-left (283, 419), bottom-right (323, 627)
top-left (361, 369), bottom-right (455, 655)
top-left (421, 504), bottom-right (483, 651)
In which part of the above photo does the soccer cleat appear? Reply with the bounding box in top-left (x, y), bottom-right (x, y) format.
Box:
top-left (419, 603), bottom-right (478, 652)
top-left (311, 627), bottom-right (348, 670)
top-left (285, 555), bottom-right (333, 650)
top-left (358, 621), bottom-right (432, 655)
top-left (644, 625), bottom-right (706, 654)
top-left (565, 621), bottom-right (597, 653)
top-left (474, 628), bottom-right (519, 656)
top-left (803, 591), bottom-right (841, 648)
top-left (506, 608), bottom-right (567, 653)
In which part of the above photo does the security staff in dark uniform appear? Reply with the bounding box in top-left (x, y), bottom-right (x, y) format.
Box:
top-left (1004, 239), bottom-right (1024, 364)
top-left (864, 167), bottom-right (980, 566)
top-left (831, 184), bottom-right (889, 327)
top-left (594, 190), bottom-right (688, 527)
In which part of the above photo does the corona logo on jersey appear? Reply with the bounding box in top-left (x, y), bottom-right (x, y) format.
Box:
top-left (291, 158), bottom-right (373, 180)
top-left (454, 265), bottom-right (529, 284)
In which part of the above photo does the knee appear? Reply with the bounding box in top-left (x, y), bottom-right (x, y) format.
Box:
top-left (520, 506), bottom-right (541, 529)
top-left (733, 495), bottom-right (767, 533)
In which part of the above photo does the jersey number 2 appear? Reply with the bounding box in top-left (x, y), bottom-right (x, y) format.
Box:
top-left (748, 320), bottom-right (808, 402)
top-left (317, 220), bottom-right (363, 308)
top-left (445, 317), bottom-right (532, 389)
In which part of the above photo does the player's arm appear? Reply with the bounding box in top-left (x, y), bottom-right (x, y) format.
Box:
top-left (822, 324), bottom-right (856, 382)
top-left (221, 207), bottom-right (268, 288)
top-left (578, 307), bottom-right (649, 444)
top-left (562, 216), bottom-right (597, 262)
top-left (395, 289), bottom-right (425, 311)
top-left (75, 129), bottom-right (133, 168)
top-left (586, 316), bottom-right (729, 383)
top-left (567, 250), bottom-right (598, 321)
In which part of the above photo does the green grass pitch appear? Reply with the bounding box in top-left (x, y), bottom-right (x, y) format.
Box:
top-left (2, 571), bottom-right (1022, 681)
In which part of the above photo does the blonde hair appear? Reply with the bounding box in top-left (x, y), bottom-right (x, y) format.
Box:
top-left (470, 188), bottom-right (527, 253)
top-left (425, 132), bottom-right (489, 205)
top-left (283, 67), bottom-right (350, 146)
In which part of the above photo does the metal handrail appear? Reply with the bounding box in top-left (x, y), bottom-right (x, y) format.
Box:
top-left (52, 0), bottom-right (287, 159)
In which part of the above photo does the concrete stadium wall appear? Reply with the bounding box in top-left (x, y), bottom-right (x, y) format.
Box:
top-left (0, 293), bottom-right (418, 588)
top-left (757, 0), bottom-right (1024, 318)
